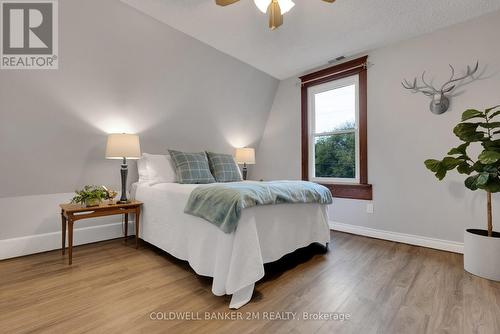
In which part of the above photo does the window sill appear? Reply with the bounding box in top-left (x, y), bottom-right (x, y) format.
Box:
top-left (320, 183), bottom-right (372, 200)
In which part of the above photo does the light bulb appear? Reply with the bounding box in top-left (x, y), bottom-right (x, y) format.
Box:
top-left (253, 0), bottom-right (295, 14)
top-left (278, 0), bottom-right (295, 14)
top-left (254, 0), bottom-right (269, 13)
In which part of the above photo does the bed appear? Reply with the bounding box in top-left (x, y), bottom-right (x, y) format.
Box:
top-left (132, 181), bottom-right (331, 309)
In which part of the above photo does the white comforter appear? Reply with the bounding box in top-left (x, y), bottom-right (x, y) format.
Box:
top-left (132, 182), bottom-right (331, 308)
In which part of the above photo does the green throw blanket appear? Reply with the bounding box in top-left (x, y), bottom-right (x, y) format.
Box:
top-left (184, 181), bottom-right (333, 233)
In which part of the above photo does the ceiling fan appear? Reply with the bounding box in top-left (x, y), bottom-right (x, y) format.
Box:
top-left (215, 0), bottom-right (336, 30)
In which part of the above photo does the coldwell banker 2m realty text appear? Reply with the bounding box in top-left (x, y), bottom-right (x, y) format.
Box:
top-left (1, 0), bottom-right (58, 69)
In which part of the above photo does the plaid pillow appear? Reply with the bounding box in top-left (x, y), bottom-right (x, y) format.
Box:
top-left (168, 150), bottom-right (215, 184)
top-left (206, 152), bottom-right (242, 183)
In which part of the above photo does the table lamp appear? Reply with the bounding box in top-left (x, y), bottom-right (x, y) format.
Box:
top-left (235, 147), bottom-right (255, 180)
top-left (105, 133), bottom-right (141, 203)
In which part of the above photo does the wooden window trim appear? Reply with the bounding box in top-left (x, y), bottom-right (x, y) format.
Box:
top-left (300, 56), bottom-right (372, 200)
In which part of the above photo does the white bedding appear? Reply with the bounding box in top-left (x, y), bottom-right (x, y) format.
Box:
top-left (132, 182), bottom-right (331, 309)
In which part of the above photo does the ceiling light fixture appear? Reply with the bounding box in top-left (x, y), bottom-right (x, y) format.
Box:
top-left (215, 0), bottom-right (336, 30)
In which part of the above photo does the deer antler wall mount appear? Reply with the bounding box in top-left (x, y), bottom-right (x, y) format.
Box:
top-left (402, 62), bottom-right (479, 115)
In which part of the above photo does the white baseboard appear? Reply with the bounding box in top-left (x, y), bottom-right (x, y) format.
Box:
top-left (0, 221), bottom-right (135, 260)
top-left (329, 221), bottom-right (464, 254)
top-left (1, 219), bottom-right (463, 260)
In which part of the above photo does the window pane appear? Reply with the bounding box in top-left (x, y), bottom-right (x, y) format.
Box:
top-left (314, 84), bottom-right (356, 133)
top-left (315, 133), bottom-right (355, 179)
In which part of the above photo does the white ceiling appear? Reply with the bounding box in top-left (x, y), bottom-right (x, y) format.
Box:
top-left (121, 0), bottom-right (500, 79)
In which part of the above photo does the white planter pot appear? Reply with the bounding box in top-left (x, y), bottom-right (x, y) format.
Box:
top-left (464, 229), bottom-right (500, 281)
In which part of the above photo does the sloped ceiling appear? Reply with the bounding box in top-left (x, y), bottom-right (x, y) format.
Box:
top-left (122, 0), bottom-right (500, 79)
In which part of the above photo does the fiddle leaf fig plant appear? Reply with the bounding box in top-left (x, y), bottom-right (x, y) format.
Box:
top-left (424, 106), bottom-right (500, 237)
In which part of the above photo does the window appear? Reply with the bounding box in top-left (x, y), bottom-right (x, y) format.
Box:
top-left (300, 56), bottom-right (372, 200)
top-left (309, 76), bottom-right (359, 183)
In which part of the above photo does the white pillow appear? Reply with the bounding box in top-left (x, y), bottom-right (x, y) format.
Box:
top-left (143, 153), bottom-right (177, 184)
top-left (137, 158), bottom-right (150, 183)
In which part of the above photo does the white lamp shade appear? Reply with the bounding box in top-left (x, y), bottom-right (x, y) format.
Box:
top-left (254, 0), bottom-right (295, 14)
top-left (235, 148), bottom-right (256, 165)
top-left (105, 134), bottom-right (141, 159)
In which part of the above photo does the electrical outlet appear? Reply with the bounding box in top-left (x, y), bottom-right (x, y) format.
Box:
top-left (366, 202), bottom-right (374, 214)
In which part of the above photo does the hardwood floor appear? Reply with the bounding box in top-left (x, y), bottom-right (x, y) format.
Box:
top-left (1, 232), bottom-right (499, 334)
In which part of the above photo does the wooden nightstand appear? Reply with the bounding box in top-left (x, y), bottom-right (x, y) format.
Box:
top-left (59, 201), bottom-right (143, 265)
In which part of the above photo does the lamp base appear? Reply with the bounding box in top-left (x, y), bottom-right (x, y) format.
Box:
top-left (242, 164), bottom-right (248, 181)
top-left (119, 158), bottom-right (129, 204)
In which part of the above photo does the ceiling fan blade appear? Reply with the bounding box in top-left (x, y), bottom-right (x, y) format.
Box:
top-left (322, 0), bottom-right (336, 3)
top-left (215, 0), bottom-right (240, 6)
top-left (268, 1), bottom-right (283, 30)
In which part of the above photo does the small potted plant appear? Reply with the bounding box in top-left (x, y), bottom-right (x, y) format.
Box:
top-left (425, 106), bottom-right (500, 281)
top-left (71, 185), bottom-right (109, 207)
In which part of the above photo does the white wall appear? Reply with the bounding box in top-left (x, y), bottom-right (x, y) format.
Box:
top-left (253, 78), bottom-right (303, 181)
top-left (254, 10), bottom-right (500, 246)
top-left (0, 0), bottom-right (277, 257)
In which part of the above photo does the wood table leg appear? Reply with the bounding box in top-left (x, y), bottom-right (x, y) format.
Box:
top-left (124, 213), bottom-right (128, 240)
top-left (61, 211), bottom-right (67, 255)
top-left (68, 219), bottom-right (74, 265)
top-left (135, 207), bottom-right (140, 249)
